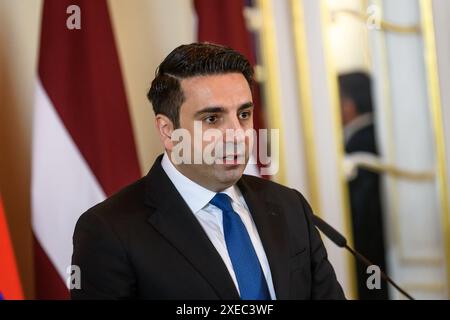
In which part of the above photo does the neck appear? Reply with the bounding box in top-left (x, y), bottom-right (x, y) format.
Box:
top-left (166, 151), bottom-right (233, 192)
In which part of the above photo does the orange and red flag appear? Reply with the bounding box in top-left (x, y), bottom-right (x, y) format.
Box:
top-left (0, 196), bottom-right (23, 299)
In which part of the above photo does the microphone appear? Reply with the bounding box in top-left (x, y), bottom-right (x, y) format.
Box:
top-left (312, 214), bottom-right (415, 300)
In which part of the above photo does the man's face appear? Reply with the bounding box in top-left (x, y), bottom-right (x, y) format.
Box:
top-left (170, 73), bottom-right (254, 191)
top-left (340, 96), bottom-right (358, 126)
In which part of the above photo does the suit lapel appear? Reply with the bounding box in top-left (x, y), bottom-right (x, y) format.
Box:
top-left (144, 156), bottom-right (239, 299)
top-left (237, 176), bottom-right (291, 299)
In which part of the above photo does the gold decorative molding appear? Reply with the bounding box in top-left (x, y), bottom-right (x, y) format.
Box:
top-left (403, 283), bottom-right (446, 293)
top-left (372, 0), bottom-right (445, 268)
top-left (420, 0), bottom-right (450, 298)
top-left (290, 0), bottom-right (321, 214)
top-left (330, 8), bottom-right (421, 34)
top-left (255, 0), bottom-right (287, 185)
top-left (320, 0), bottom-right (357, 300)
top-left (343, 153), bottom-right (435, 181)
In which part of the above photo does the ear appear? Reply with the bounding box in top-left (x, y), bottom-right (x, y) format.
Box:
top-left (155, 114), bottom-right (175, 151)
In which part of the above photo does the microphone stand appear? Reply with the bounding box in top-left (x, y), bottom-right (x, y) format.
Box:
top-left (312, 214), bottom-right (415, 300)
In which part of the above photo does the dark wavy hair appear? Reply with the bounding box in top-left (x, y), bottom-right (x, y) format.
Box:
top-left (147, 42), bottom-right (254, 128)
top-left (338, 72), bottom-right (373, 115)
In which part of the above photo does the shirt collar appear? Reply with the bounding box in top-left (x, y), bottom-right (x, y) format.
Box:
top-left (221, 184), bottom-right (245, 210)
top-left (161, 152), bottom-right (244, 213)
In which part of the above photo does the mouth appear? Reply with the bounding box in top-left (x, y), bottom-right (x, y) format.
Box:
top-left (221, 154), bottom-right (245, 165)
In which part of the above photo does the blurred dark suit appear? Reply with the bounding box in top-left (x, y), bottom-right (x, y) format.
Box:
top-left (340, 72), bottom-right (388, 300)
top-left (345, 117), bottom-right (389, 300)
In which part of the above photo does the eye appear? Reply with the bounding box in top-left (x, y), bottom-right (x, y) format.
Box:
top-left (203, 115), bottom-right (218, 124)
top-left (239, 110), bottom-right (252, 120)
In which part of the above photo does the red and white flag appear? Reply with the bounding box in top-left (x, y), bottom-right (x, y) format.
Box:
top-left (32, 0), bottom-right (140, 299)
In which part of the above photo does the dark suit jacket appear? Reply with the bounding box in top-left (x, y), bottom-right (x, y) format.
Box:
top-left (71, 155), bottom-right (345, 300)
top-left (346, 124), bottom-right (388, 300)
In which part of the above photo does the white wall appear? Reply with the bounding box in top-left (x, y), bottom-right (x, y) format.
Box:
top-left (369, 0), bottom-right (448, 299)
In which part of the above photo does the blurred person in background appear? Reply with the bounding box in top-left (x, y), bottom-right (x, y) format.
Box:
top-left (339, 72), bottom-right (389, 300)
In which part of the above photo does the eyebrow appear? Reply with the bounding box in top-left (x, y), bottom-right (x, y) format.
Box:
top-left (194, 102), bottom-right (254, 117)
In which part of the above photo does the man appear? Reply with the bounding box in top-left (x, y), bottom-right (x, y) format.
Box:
top-left (339, 72), bottom-right (388, 300)
top-left (71, 43), bottom-right (345, 300)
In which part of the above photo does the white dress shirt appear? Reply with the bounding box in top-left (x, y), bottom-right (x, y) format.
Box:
top-left (161, 153), bottom-right (276, 299)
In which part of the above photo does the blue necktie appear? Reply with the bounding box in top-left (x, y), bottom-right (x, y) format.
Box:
top-left (210, 193), bottom-right (271, 300)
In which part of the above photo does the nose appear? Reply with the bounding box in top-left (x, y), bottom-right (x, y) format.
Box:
top-left (228, 114), bottom-right (242, 131)
top-left (224, 115), bottom-right (244, 143)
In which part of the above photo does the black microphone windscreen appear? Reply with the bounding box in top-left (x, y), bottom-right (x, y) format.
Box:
top-left (312, 215), bottom-right (347, 248)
